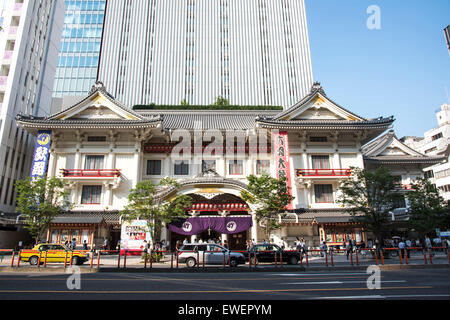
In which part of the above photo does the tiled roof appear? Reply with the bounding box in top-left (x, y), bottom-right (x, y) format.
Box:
top-left (140, 110), bottom-right (279, 130)
top-left (255, 117), bottom-right (395, 129)
top-left (52, 211), bottom-right (121, 225)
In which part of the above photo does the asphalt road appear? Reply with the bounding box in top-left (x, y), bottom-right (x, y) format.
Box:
top-left (0, 268), bottom-right (449, 301)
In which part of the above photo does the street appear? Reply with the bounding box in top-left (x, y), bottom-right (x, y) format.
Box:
top-left (0, 268), bottom-right (448, 300)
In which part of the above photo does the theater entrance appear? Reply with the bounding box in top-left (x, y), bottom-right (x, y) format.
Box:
top-left (198, 229), bottom-right (222, 244)
top-left (228, 231), bottom-right (247, 251)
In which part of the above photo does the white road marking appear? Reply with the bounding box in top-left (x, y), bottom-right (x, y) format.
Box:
top-left (283, 280), bottom-right (406, 285)
top-left (266, 273), bottom-right (368, 276)
top-left (308, 295), bottom-right (386, 300)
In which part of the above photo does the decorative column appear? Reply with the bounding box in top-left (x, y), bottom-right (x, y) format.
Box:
top-left (74, 130), bottom-right (85, 169)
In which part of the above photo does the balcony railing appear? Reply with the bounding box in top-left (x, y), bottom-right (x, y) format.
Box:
top-left (61, 169), bottom-right (121, 178)
top-left (296, 169), bottom-right (352, 177)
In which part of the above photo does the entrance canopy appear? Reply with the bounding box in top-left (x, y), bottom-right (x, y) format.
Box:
top-left (168, 216), bottom-right (253, 236)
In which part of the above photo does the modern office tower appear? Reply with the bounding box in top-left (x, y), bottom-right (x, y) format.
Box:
top-left (444, 25), bottom-right (450, 55)
top-left (52, 0), bottom-right (106, 98)
top-left (98, 0), bottom-right (314, 109)
top-left (0, 0), bottom-right (64, 213)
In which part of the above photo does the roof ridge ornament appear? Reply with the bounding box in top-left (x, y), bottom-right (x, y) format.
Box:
top-left (311, 81), bottom-right (326, 96)
top-left (90, 81), bottom-right (107, 94)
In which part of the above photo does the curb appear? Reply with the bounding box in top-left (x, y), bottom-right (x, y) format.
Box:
top-left (1, 264), bottom-right (448, 273)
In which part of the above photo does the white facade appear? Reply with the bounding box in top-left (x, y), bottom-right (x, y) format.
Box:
top-left (0, 0), bottom-right (64, 213)
top-left (402, 104), bottom-right (450, 201)
top-left (18, 83), bottom-right (394, 249)
top-left (97, 0), bottom-right (314, 109)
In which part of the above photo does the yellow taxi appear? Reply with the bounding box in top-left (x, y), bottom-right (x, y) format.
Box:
top-left (20, 243), bottom-right (88, 265)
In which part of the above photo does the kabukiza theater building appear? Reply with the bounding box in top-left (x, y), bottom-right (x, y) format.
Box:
top-left (17, 82), bottom-right (395, 251)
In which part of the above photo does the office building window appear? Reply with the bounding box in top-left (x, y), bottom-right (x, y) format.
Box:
top-left (81, 185), bottom-right (102, 204)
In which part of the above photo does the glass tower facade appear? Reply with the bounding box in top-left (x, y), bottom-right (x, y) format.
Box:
top-left (53, 0), bottom-right (106, 97)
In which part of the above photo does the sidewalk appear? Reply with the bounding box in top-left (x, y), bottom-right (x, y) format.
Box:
top-left (0, 250), bottom-right (449, 273)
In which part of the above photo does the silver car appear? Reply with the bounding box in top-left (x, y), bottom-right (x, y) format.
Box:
top-left (178, 243), bottom-right (246, 268)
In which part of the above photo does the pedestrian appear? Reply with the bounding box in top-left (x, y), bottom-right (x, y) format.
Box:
top-left (142, 240), bottom-right (148, 259)
top-left (223, 240), bottom-right (229, 249)
top-left (297, 238), bottom-right (307, 261)
top-left (71, 238), bottom-right (77, 251)
top-left (83, 240), bottom-right (88, 251)
top-left (183, 238), bottom-right (188, 245)
top-left (18, 241), bottom-right (23, 252)
top-left (398, 239), bottom-right (406, 259)
top-left (346, 240), bottom-right (353, 260)
top-left (320, 241), bottom-right (328, 257)
top-left (360, 240), bottom-right (367, 257)
top-left (102, 238), bottom-right (109, 251)
top-left (262, 239), bottom-right (267, 245)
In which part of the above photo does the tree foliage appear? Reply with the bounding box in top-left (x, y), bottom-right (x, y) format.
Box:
top-left (15, 177), bottom-right (71, 244)
top-left (241, 173), bottom-right (294, 238)
top-left (120, 178), bottom-right (193, 242)
top-left (213, 96), bottom-right (230, 106)
top-left (406, 177), bottom-right (449, 236)
top-left (336, 167), bottom-right (402, 241)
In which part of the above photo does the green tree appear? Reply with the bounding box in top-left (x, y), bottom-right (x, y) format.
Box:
top-left (120, 178), bottom-right (193, 243)
top-left (15, 177), bottom-right (71, 244)
top-left (213, 96), bottom-right (230, 106)
top-left (337, 167), bottom-right (402, 242)
top-left (406, 177), bottom-right (449, 237)
top-left (241, 173), bottom-right (294, 239)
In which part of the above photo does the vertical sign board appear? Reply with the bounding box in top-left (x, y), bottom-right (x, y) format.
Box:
top-left (30, 130), bottom-right (52, 180)
top-left (273, 131), bottom-right (294, 210)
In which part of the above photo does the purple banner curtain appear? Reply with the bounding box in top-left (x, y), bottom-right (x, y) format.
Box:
top-left (168, 216), bottom-right (253, 236)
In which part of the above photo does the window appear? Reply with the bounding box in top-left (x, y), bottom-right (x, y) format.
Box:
top-left (229, 160), bottom-right (243, 175)
top-left (256, 160), bottom-right (270, 175)
top-left (174, 161), bottom-right (189, 175)
top-left (84, 155), bottom-right (104, 170)
top-left (310, 137), bottom-right (327, 142)
top-left (202, 160), bottom-right (216, 173)
top-left (424, 170), bottom-right (435, 179)
top-left (146, 160), bottom-right (162, 175)
top-left (432, 132), bottom-right (443, 141)
top-left (312, 155), bottom-right (330, 169)
top-left (314, 184), bottom-right (334, 203)
top-left (81, 185), bottom-right (102, 204)
top-left (87, 136), bottom-right (106, 142)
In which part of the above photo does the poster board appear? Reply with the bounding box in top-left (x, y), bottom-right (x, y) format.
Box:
top-left (120, 220), bottom-right (152, 253)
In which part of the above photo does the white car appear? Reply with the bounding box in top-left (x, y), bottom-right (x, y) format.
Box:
top-left (178, 243), bottom-right (246, 268)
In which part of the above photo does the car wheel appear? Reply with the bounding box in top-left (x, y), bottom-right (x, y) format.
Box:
top-left (186, 257), bottom-right (196, 268)
top-left (230, 258), bottom-right (238, 268)
top-left (29, 256), bottom-right (39, 266)
top-left (288, 256), bottom-right (298, 265)
top-left (72, 256), bottom-right (79, 265)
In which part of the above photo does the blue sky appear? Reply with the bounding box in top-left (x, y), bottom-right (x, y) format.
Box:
top-left (305, 0), bottom-right (450, 138)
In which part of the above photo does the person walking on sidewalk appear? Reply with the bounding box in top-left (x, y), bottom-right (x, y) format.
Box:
top-left (346, 240), bottom-right (353, 260)
top-left (398, 239), bottom-right (406, 259)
